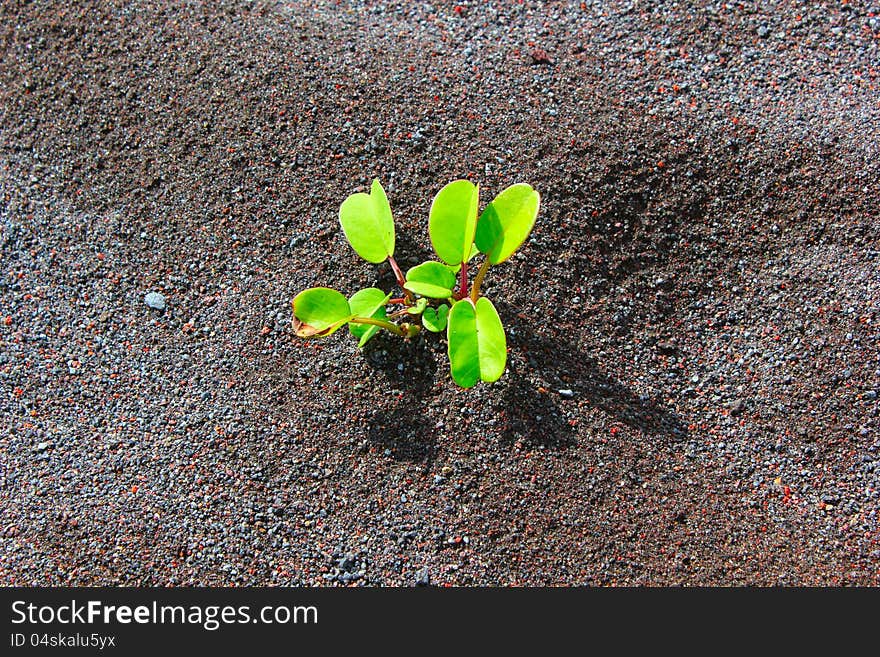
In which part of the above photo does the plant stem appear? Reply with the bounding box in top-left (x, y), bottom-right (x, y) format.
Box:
top-left (470, 258), bottom-right (491, 302)
top-left (387, 255), bottom-right (406, 287)
top-left (349, 316), bottom-right (407, 336)
top-left (387, 255), bottom-right (413, 303)
top-left (388, 297), bottom-right (407, 305)
top-left (458, 260), bottom-right (469, 299)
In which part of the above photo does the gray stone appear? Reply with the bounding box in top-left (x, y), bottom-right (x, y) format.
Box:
top-left (145, 292), bottom-right (166, 310)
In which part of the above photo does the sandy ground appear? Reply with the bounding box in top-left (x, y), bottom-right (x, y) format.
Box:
top-left (1, 1), bottom-right (878, 585)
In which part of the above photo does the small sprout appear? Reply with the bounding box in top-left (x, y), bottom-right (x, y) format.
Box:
top-left (292, 178), bottom-right (539, 387)
top-left (292, 288), bottom-right (352, 337)
top-left (348, 288), bottom-right (391, 348)
top-left (404, 261), bottom-right (457, 299)
top-left (407, 298), bottom-right (428, 315)
top-left (447, 297), bottom-right (506, 388)
top-left (339, 179), bottom-right (396, 263)
top-left (422, 303), bottom-right (449, 333)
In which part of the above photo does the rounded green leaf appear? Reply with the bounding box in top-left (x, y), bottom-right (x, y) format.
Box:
top-left (429, 179), bottom-right (479, 266)
top-left (446, 297), bottom-right (507, 388)
top-left (475, 183), bottom-right (540, 265)
top-left (292, 288), bottom-right (352, 337)
top-left (339, 179), bottom-right (396, 263)
top-left (422, 303), bottom-right (449, 333)
top-left (404, 261), bottom-right (457, 299)
top-left (348, 288), bottom-right (391, 347)
top-left (407, 297), bottom-right (428, 315)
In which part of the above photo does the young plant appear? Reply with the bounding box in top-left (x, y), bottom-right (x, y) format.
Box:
top-left (292, 178), bottom-right (540, 388)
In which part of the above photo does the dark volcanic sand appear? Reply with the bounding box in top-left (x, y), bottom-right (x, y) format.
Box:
top-left (1, 1), bottom-right (878, 586)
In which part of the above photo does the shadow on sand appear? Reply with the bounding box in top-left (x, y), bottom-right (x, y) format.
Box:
top-left (496, 302), bottom-right (688, 450)
top-left (360, 300), bottom-right (688, 459)
top-left (362, 332), bottom-right (439, 469)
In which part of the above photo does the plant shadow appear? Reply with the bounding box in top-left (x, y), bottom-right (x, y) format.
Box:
top-left (500, 371), bottom-right (578, 450)
top-left (362, 331), bottom-right (438, 468)
top-left (366, 404), bottom-right (438, 470)
top-left (496, 302), bottom-right (688, 448)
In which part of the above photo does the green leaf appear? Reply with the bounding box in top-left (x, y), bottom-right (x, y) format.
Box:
top-left (474, 183), bottom-right (540, 265)
top-left (446, 297), bottom-right (507, 388)
top-left (407, 298), bottom-right (428, 315)
top-left (429, 179), bottom-right (479, 266)
top-left (348, 288), bottom-right (391, 347)
top-left (404, 261), bottom-right (457, 299)
top-left (339, 179), bottom-right (396, 263)
top-left (292, 288), bottom-right (352, 337)
top-left (422, 303), bottom-right (449, 333)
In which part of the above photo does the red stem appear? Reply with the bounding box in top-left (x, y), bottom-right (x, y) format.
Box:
top-left (388, 256), bottom-right (406, 288)
top-left (387, 255), bottom-right (413, 303)
top-left (388, 297), bottom-right (407, 305)
top-left (458, 260), bottom-right (469, 299)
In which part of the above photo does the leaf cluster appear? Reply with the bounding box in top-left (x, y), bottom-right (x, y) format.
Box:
top-left (292, 179), bottom-right (540, 388)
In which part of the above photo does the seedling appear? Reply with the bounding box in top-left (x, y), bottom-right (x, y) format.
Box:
top-left (292, 178), bottom-right (540, 387)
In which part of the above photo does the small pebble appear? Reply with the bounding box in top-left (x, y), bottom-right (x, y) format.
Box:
top-left (144, 292), bottom-right (166, 310)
